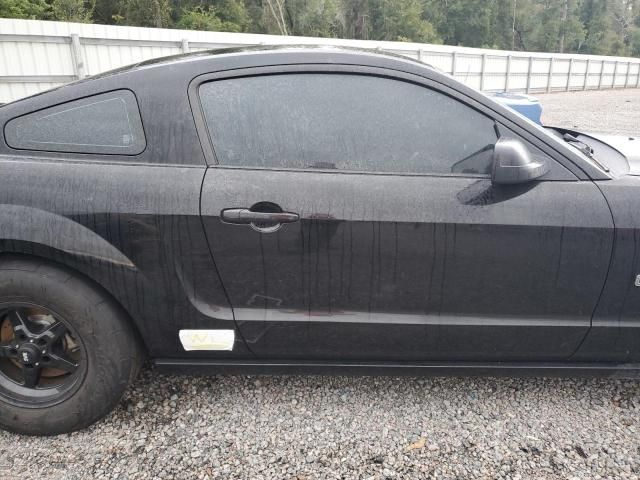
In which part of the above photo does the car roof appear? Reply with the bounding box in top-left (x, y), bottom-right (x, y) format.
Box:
top-left (2, 44), bottom-right (439, 107)
top-left (89, 44), bottom-right (438, 81)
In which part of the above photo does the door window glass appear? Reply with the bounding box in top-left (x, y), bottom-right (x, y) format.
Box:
top-left (199, 73), bottom-right (497, 175)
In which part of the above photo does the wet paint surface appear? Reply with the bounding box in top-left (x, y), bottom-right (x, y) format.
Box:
top-left (0, 47), bottom-right (636, 367)
top-left (576, 176), bottom-right (640, 362)
top-left (0, 159), bottom-right (244, 358)
top-left (202, 169), bottom-right (613, 361)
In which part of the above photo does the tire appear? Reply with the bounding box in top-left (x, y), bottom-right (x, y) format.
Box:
top-left (0, 256), bottom-right (144, 436)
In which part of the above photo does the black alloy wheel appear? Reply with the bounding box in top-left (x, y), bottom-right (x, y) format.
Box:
top-left (0, 257), bottom-right (144, 436)
top-left (0, 305), bottom-right (85, 407)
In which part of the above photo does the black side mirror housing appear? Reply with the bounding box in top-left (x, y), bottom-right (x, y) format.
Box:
top-left (491, 138), bottom-right (549, 185)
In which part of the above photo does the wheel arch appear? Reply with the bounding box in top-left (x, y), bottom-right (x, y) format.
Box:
top-left (0, 204), bottom-right (135, 268)
top-left (0, 246), bottom-right (149, 356)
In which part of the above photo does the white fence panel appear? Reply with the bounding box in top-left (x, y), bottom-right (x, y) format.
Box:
top-left (1, 18), bottom-right (639, 104)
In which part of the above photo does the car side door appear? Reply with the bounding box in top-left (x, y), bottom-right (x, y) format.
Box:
top-left (195, 66), bottom-right (614, 362)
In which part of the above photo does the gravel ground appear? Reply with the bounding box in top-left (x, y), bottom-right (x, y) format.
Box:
top-left (537, 88), bottom-right (640, 136)
top-left (1, 89), bottom-right (640, 480)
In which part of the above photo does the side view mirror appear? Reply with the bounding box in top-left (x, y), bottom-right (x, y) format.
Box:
top-left (491, 138), bottom-right (549, 185)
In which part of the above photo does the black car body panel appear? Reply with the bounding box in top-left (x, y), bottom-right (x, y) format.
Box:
top-left (0, 159), bottom-right (248, 358)
top-left (202, 169), bottom-right (613, 362)
top-left (576, 176), bottom-right (640, 363)
top-left (0, 46), bottom-right (638, 375)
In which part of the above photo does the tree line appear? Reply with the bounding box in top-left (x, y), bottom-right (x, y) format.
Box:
top-left (2, 0), bottom-right (639, 57)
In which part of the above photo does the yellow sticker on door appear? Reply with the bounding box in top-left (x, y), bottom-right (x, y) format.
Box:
top-left (179, 329), bottom-right (235, 351)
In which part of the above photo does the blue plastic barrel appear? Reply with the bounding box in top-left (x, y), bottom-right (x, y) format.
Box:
top-left (489, 92), bottom-right (543, 125)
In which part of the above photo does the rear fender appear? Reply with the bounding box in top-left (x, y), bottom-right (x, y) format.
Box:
top-left (0, 204), bottom-right (134, 268)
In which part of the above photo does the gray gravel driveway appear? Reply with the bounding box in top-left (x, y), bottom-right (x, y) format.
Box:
top-left (1, 88), bottom-right (639, 480)
top-left (537, 88), bottom-right (640, 136)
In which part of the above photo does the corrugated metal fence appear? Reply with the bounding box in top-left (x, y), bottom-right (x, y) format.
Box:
top-left (1, 18), bottom-right (639, 104)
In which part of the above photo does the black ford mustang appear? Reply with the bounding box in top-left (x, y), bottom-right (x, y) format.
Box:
top-left (0, 46), bottom-right (638, 436)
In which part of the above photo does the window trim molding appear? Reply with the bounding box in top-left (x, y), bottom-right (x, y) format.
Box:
top-left (200, 163), bottom-right (493, 179)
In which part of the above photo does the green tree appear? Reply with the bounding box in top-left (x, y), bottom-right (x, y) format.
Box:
top-left (424, 0), bottom-right (495, 47)
top-left (177, 1), bottom-right (249, 32)
top-left (368, 0), bottom-right (440, 43)
top-left (558, 0), bottom-right (586, 52)
top-left (51, 0), bottom-right (94, 22)
top-left (611, 0), bottom-right (638, 54)
top-left (338, 0), bottom-right (369, 39)
top-left (285, 0), bottom-right (343, 37)
top-left (0, 0), bottom-right (49, 18)
top-left (580, 0), bottom-right (614, 54)
top-left (527, 0), bottom-right (584, 53)
top-left (92, 0), bottom-right (118, 23)
top-left (178, 5), bottom-right (225, 30)
top-left (1, 0), bottom-right (639, 58)
top-left (631, 27), bottom-right (640, 55)
top-left (120, 0), bottom-right (172, 28)
top-left (261, 0), bottom-right (289, 34)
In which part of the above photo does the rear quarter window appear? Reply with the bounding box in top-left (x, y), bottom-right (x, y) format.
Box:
top-left (4, 90), bottom-right (146, 155)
